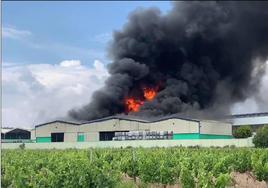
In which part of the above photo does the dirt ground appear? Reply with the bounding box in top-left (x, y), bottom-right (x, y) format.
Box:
top-left (121, 172), bottom-right (268, 188)
top-left (230, 172), bottom-right (267, 188)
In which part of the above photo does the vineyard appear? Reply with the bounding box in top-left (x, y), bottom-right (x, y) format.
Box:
top-left (2, 148), bottom-right (268, 188)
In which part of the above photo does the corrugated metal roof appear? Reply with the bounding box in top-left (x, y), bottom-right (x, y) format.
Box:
top-left (231, 112), bottom-right (268, 118)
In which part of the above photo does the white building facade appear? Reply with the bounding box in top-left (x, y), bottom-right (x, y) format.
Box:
top-left (32, 116), bottom-right (232, 143)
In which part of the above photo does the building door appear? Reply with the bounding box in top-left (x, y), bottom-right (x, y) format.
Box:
top-left (99, 132), bottom-right (115, 141)
top-left (77, 132), bottom-right (85, 142)
top-left (51, 133), bottom-right (64, 142)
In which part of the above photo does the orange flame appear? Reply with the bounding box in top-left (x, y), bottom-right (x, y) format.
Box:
top-left (125, 86), bottom-right (158, 113)
top-left (143, 88), bottom-right (157, 101)
top-left (125, 98), bottom-right (144, 112)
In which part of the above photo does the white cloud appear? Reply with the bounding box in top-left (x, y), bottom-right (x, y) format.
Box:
top-left (2, 60), bottom-right (109, 128)
top-left (60, 60), bottom-right (81, 67)
top-left (2, 26), bottom-right (31, 40)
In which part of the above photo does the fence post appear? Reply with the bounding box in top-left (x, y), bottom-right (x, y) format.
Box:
top-left (90, 148), bottom-right (93, 162)
top-left (132, 148), bottom-right (137, 183)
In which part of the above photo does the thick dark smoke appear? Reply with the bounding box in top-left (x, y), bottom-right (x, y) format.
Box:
top-left (69, 1), bottom-right (268, 120)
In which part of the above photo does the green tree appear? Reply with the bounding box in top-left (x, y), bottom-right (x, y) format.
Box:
top-left (253, 125), bottom-right (268, 148)
top-left (233, 126), bottom-right (252, 138)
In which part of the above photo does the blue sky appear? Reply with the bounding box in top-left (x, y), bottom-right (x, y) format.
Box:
top-left (3, 1), bottom-right (171, 66)
top-left (2, 1), bottom-right (172, 127)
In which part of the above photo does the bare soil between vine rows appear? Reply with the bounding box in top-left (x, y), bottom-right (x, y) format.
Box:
top-left (122, 172), bottom-right (268, 188)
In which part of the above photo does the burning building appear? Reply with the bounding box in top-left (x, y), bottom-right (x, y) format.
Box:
top-left (29, 2), bottom-right (268, 144)
top-left (4, 2), bottom-right (268, 145)
top-left (23, 111), bottom-right (268, 143)
top-left (32, 115), bottom-right (232, 143)
top-left (30, 2), bottom-right (266, 144)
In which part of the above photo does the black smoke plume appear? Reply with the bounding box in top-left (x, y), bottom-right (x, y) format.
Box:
top-left (69, 1), bottom-right (268, 120)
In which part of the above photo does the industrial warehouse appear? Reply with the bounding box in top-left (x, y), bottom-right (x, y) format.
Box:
top-left (31, 115), bottom-right (232, 143)
top-left (1, 112), bottom-right (267, 143)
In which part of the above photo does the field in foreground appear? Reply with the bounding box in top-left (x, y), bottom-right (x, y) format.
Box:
top-left (2, 148), bottom-right (268, 188)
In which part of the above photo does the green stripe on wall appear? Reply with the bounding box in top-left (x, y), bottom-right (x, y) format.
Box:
top-left (173, 133), bottom-right (200, 140)
top-left (199, 134), bottom-right (233, 139)
top-left (173, 133), bottom-right (232, 140)
top-left (36, 137), bottom-right (51, 143)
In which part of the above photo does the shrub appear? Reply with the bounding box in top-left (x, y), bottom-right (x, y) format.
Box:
top-left (233, 126), bottom-right (252, 138)
top-left (253, 126), bottom-right (268, 148)
top-left (19, 143), bottom-right (25, 150)
top-left (179, 165), bottom-right (195, 188)
top-left (215, 173), bottom-right (232, 188)
top-left (251, 151), bottom-right (268, 181)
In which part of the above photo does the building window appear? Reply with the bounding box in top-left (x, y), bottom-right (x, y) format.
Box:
top-left (99, 131), bottom-right (115, 141)
top-left (51, 133), bottom-right (64, 142)
top-left (77, 132), bottom-right (84, 142)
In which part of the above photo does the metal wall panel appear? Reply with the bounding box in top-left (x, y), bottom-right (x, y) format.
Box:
top-left (64, 132), bottom-right (77, 142)
top-left (149, 119), bottom-right (199, 133)
top-left (35, 122), bottom-right (78, 137)
top-left (84, 132), bottom-right (99, 142)
top-left (200, 121), bottom-right (232, 135)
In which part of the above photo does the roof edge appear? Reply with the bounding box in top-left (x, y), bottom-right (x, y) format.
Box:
top-left (35, 120), bottom-right (81, 128)
top-left (35, 115), bottom-right (202, 128)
